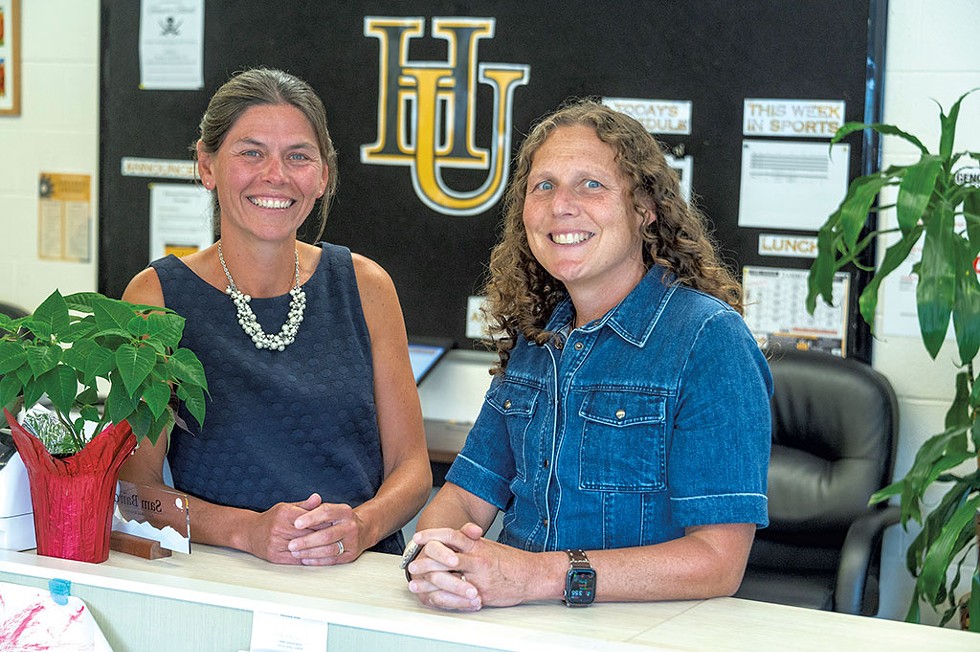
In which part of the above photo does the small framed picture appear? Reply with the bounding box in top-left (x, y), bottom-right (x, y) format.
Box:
top-left (0, 0), bottom-right (21, 116)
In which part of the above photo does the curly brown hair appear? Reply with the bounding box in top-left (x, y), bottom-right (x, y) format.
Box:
top-left (483, 98), bottom-right (742, 373)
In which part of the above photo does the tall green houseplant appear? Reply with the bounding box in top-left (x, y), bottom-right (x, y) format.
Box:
top-left (807, 89), bottom-right (980, 629)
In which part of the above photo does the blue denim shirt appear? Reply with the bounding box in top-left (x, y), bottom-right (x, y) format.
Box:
top-left (446, 265), bottom-right (772, 552)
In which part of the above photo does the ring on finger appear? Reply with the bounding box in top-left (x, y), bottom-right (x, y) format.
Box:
top-left (336, 540), bottom-right (345, 556)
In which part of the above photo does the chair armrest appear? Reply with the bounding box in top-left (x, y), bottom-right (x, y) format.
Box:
top-left (834, 505), bottom-right (900, 615)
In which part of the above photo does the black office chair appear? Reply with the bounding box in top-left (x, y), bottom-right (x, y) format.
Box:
top-left (0, 301), bottom-right (29, 320)
top-left (735, 347), bottom-right (900, 616)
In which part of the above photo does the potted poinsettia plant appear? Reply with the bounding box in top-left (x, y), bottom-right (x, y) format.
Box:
top-left (0, 290), bottom-right (207, 563)
top-left (807, 89), bottom-right (979, 630)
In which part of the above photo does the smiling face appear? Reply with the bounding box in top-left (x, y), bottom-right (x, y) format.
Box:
top-left (522, 124), bottom-right (651, 317)
top-left (196, 103), bottom-right (329, 244)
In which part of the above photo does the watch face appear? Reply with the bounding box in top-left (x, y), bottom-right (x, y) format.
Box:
top-left (565, 568), bottom-right (596, 604)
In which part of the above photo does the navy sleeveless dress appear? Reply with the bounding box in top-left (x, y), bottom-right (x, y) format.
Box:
top-left (151, 242), bottom-right (403, 554)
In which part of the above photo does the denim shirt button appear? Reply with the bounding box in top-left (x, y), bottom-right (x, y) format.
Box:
top-left (503, 399), bottom-right (512, 409)
top-left (542, 518), bottom-right (549, 527)
top-left (615, 409), bottom-right (626, 420)
top-left (574, 342), bottom-right (584, 351)
top-left (542, 459), bottom-right (549, 468)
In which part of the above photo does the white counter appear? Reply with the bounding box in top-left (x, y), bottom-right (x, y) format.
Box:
top-left (0, 545), bottom-right (975, 652)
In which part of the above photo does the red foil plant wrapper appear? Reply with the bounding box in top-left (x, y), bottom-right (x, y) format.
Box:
top-left (4, 408), bottom-right (136, 563)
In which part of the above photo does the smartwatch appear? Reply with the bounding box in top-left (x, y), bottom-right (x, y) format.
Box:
top-left (400, 540), bottom-right (423, 582)
top-left (563, 549), bottom-right (596, 606)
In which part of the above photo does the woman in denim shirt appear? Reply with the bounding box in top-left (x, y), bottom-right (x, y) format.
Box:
top-left (407, 99), bottom-right (772, 610)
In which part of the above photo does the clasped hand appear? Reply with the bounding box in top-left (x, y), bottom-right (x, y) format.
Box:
top-left (247, 492), bottom-right (363, 565)
top-left (407, 523), bottom-right (532, 611)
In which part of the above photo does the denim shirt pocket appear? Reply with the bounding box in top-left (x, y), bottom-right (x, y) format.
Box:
top-left (487, 381), bottom-right (541, 481)
top-left (577, 389), bottom-right (667, 492)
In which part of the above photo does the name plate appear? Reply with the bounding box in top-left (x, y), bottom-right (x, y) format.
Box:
top-left (113, 480), bottom-right (191, 554)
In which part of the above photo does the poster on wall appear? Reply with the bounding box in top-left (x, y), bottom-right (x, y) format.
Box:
top-left (148, 183), bottom-right (213, 261)
top-left (37, 173), bottom-right (92, 263)
top-left (138, 0), bottom-right (204, 90)
top-left (0, 0), bottom-right (20, 116)
top-left (742, 265), bottom-right (850, 356)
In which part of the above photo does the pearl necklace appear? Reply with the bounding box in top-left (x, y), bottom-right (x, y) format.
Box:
top-left (217, 241), bottom-right (306, 351)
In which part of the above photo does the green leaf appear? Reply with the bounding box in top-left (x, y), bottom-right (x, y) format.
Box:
top-left (973, 422), bottom-right (980, 480)
top-left (857, 225), bottom-right (924, 329)
top-left (14, 365), bottom-right (32, 386)
top-left (0, 374), bottom-right (21, 411)
top-left (66, 317), bottom-right (97, 341)
top-left (944, 372), bottom-right (972, 430)
top-left (916, 199), bottom-right (956, 357)
top-left (126, 401), bottom-right (154, 441)
top-left (105, 370), bottom-right (138, 425)
top-left (176, 383), bottom-right (206, 429)
top-left (969, 570), bottom-right (980, 632)
top-left (31, 291), bottom-right (70, 340)
top-left (869, 479), bottom-right (903, 505)
top-left (145, 312), bottom-right (184, 350)
top-left (38, 365), bottom-right (79, 416)
top-left (145, 410), bottom-right (176, 447)
top-left (22, 378), bottom-right (44, 410)
top-left (62, 292), bottom-right (101, 313)
top-left (895, 155), bottom-right (942, 235)
top-left (836, 172), bottom-right (895, 249)
top-left (0, 340), bottom-right (27, 374)
top-left (126, 315), bottom-right (150, 339)
top-left (937, 88), bottom-right (979, 160)
top-left (79, 405), bottom-right (101, 424)
top-left (61, 339), bottom-right (99, 380)
top-left (906, 474), bottom-right (975, 576)
top-left (114, 344), bottom-right (156, 396)
top-left (951, 234), bottom-right (980, 363)
top-left (88, 344), bottom-right (118, 379)
top-left (168, 348), bottom-right (208, 390)
top-left (806, 225), bottom-right (838, 313)
top-left (75, 385), bottom-right (98, 406)
top-left (141, 379), bottom-right (171, 419)
top-left (25, 344), bottom-right (62, 378)
top-left (917, 495), bottom-right (980, 604)
top-left (92, 296), bottom-right (138, 334)
top-left (832, 121), bottom-right (930, 156)
top-left (897, 425), bottom-right (972, 525)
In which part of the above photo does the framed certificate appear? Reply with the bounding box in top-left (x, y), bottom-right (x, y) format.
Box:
top-left (0, 0), bottom-right (20, 116)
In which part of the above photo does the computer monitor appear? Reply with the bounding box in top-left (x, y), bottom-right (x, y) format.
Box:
top-left (407, 337), bottom-right (454, 385)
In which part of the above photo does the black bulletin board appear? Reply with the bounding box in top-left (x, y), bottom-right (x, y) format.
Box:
top-left (99, 1), bottom-right (885, 361)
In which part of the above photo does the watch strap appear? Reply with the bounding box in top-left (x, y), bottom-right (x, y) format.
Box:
top-left (566, 548), bottom-right (591, 569)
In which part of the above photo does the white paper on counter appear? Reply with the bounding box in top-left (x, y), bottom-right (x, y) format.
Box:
top-left (250, 611), bottom-right (328, 652)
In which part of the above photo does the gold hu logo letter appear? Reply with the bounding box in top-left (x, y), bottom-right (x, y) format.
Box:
top-left (361, 17), bottom-right (530, 216)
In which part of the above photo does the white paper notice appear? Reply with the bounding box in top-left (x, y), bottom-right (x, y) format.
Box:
top-left (737, 140), bottom-right (850, 231)
top-left (139, 0), bottom-right (204, 90)
top-left (742, 266), bottom-right (850, 356)
top-left (250, 612), bottom-right (328, 652)
top-left (148, 183), bottom-right (213, 262)
top-left (665, 154), bottom-right (693, 204)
